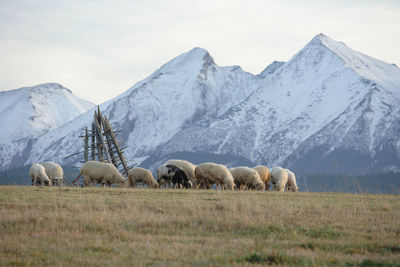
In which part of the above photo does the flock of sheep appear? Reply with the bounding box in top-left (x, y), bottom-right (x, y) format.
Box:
top-left (29, 159), bottom-right (298, 192)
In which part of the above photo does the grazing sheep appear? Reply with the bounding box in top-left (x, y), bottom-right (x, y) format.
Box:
top-left (253, 165), bottom-right (271, 190)
top-left (128, 167), bottom-right (159, 188)
top-left (80, 161), bottom-right (127, 187)
top-left (42, 161), bottom-right (63, 186)
top-left (165, 159), bottom-right (197, 186)
top-left (270, 166), bottom-right (288, 192)
top-left (167, 165), bottom-right (192, 189)
top-left (230, 167), bottom-right (265, 190)
top-left (195, 162), bottom-right (235, 190)
top-left (156, 164), bottom-right (192, 189)
top-left (30, 163), bottom-right (51, 186)
top-left (156, 164), bottom-right (174, 188)
top-left (285, 169), bottom-right (299, 192)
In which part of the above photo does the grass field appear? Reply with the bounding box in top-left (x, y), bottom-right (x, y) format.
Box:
top-left (0, 186), bottom-right (399, 266)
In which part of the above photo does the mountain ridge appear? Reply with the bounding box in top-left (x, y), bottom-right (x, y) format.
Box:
top-left (1, 34), bottom-right (399, 175)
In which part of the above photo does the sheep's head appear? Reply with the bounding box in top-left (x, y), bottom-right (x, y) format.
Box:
top-left (289, 185), bottom-right (298, 192)
top-left (151, 180), bottom-right (159, 189)
top-left (117, 175), bottom-right (128, 187)
top-left (273, 184), bottom-right (280, 191)
top-left (254, 182), bottom-right (265, 191)
top-left (225, 180), bottom-right (235, 190)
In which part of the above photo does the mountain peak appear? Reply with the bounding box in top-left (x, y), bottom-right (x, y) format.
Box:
top-left (1, 82), bottom-right (71, 95)
top-left (301, 33), bottom-right (400, 88)
top-left (187, 47), bottom-right (209, 56)
top-left (308, 33), bottom-right (344, 50)
top-left (28, 83), bottom-right (72, 94)
top-left (158, 47), bottom-right (214, 73)
top-left (0, 83), bottom-right (94, 145)
top-left (311, 33), bottom-right (328, 42)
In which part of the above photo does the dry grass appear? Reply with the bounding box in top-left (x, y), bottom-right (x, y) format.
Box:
top-left (0, 186), bottom-right (399, 266)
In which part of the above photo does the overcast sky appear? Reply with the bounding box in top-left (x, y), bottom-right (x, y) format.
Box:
top-left (0, 0), bottom-right (399, 104)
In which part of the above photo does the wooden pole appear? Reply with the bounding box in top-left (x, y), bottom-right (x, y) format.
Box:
top-left (84, 127), bottom-right (89, 162)
top-left (97, 108), bottom-right (117, 165)
top-left (91, 123), bottom-right (95, 160)
top-left (103, 121), bottom-right (118, 166)
top-left (94, 110), bottom-right (111, 163)
top-left (104, 116), bottom-right (129, 176)
top-left (94, 112), bottom-right (103, 162)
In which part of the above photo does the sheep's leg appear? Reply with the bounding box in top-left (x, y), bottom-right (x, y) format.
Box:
top-left (83, 176), bottom-right (91, 187)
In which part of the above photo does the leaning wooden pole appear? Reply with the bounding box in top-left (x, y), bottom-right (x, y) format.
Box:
top-left (94, 111), bottom-right (104, 162)
top-left (94, 109), bottom-right (112, 163)
top-left (84, 127), bottom-right (89, 162)
top-left (104, 116), bottom-right (129, 176)
top-left (101, 115), bottom-right (118, 165)
top-left (91, 123), bottom-right (96, 160)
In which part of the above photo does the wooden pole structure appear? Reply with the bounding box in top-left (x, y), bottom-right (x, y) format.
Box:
top-left (104, 116), bottom-right (129, 176)
top-left (91, 123), bottom-right (96, 160)
top-left (84, 127), bottom-right (89, 162)
top-left (64, 106), bottom-right (136, 186)
top-left (94, 109), bottom-right (111, 163)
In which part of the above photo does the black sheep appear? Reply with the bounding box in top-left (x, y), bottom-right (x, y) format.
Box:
top-left (166, 164), bottom-right (191, 189)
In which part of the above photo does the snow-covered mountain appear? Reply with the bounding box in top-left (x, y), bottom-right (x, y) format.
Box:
top-left (5, 34), bottom-right (400, 175)
top-left (0, 83), bottom-right (94, 169)
top-left (26, 48), bottom-right (262, 168)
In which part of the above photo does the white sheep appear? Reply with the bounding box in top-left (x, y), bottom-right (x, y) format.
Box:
top-left (195, 162), bottom-right (235, 190)
top-left (230, 166), bottom-right (265, 190)
top-left (270, 166), bottom-right (288, 192)
top-left (30, 163), bottom-right (51, 186)
top-left (42, 161), bottom-right (63, 186)
top-left (165, 159), bottom-right (197, 186)
top-left (128, 167), bottom-right (159, 188)
top-left (285, 169), bottom-right (299, 192)
top-left (253, 165), bottom-right (271, 190)
top-left (80, 161), bottom-right (127, 187)
top-left (156, 164), bottom-right (174, 188)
